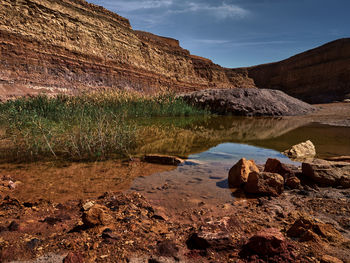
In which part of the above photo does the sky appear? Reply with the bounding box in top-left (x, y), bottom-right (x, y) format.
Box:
top-left (88, 0), bottom-right (350, 68)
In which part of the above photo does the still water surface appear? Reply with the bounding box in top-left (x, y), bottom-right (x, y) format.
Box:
top-left (2, 116), bottom-right (350, 203)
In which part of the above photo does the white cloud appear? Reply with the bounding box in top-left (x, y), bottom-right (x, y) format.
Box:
top-left (90, 0), bottom-right (249, 29)
top-left (227, 40), bottom-right (297, 47)
top-left (175, 2), bottom-right (249, 19)
top-left (96, 0), bottom-right (249, 19)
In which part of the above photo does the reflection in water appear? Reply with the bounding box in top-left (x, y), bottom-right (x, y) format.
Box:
top-left (2, 115), bottom-right (350, 203)
top-left (130, 117), bottom-right (350, 211)
top-left (0, 161), bottom-right (175, 203)
top-left (136, 116), bottom-right (310, 157)
top-left (131, 142), bottom-right (296, 210)
top-left (136, 116), bottom-right (350, 158)
top-left (188, 143), bottom-right (297, 165)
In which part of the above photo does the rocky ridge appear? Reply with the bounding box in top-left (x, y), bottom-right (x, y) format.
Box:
top-left (247, 39), bottom-right (350, 103)
top-left (0, 0), bottom-right (255, 100)
top-left (180, 88), bottom-right (315, 116)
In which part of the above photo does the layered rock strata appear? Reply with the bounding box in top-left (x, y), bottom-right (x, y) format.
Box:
top-left (1, 0), bottom-right (349, 103)
top-left (0, 0), bottom-right (255, 99)
top-left (247, 39), bottom-right (350, 103)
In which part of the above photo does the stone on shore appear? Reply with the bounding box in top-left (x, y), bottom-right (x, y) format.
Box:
top-left (264, 158), bottom-right (295, 179)
top-left (285, 176), bottom-right (301, 189)
top-left (240, 228), bottom-right (290, 257)
top-left (302, 159), bottom-right (350, 187)
top-left (287, 215), bottom-right (345, 243)
top-left (283, 140), bottom-right (316, 159)
top-left (186, 231), bottom-right (233, 252)
top-left (228, 158), bottom-right (259, 187)
top-left (82, 204), bottom-right (113, 227)
top-left (244, 172), bottom-right (284, 196)
top-left (143, 154), bottom-right (184, 166)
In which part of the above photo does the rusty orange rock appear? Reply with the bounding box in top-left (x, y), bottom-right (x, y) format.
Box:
top-left (228, 158), bottom-right (259, 188)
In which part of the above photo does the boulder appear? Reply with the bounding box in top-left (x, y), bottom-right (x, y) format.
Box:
top-left (186, 218), bottom-right (234, 252)
top-left (180, 88), bottom-right (315, 116)
top-left (244, 172), bottom-right (284, 196)
top-left (302, 159), bottom-right (350, 187)
top-left (240, 228), bottom-right (287, 256)
top-left (228, 158), bottom-right (259, 187)
top-left (264, 158), bottom-right (294, 179)
top-left (82, 204), bottom-right (113, 227)
top-left (186, 231), bottom-right (233, 252)
top-left (283, 140), bottom-right (316, 159)
top-left (143, 155), bottom-right (184, 166)
top-left (285, 176), bottom-right (301, 189)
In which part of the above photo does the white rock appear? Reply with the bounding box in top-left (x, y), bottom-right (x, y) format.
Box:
top-left (283, 140), bottom-right (316, 160)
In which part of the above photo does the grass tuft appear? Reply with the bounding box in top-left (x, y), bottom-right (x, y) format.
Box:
top-left (0, 91), bottom-right (208, 161)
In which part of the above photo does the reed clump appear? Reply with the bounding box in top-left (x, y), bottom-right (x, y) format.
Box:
top-left (0, 91), bottom-right (208, 161)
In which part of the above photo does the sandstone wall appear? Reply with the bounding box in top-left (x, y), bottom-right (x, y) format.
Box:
top-left (1, 0), bottom-right (348, 103)
top-left (0, 0), bottom-right (255, 99)
top-left (247, 39), bottom-right (350, 103)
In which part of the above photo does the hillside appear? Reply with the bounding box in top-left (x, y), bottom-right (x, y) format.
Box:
top-left (247, 39), bottom-right (350, 103)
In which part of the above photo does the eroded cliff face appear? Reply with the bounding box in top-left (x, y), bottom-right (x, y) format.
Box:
top-left (1, 0), bottom-right (349, 102)
top-left (0, 0), bottom-right (255, 99)
top-left (247, 39), bottom-right (350, 104)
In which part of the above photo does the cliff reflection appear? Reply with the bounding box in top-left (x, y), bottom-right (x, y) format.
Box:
top-left (136, 116), bottom-right (311, 157)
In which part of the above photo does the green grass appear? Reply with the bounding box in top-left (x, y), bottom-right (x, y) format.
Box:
top-left (0, 91), bottom-right (208, 161)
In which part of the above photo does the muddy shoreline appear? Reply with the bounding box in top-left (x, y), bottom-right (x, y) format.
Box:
top-left (0, 103), bottom-right (350, 262)
top-left (292, 102), bottom-right (350, 127)
top-left (1, 158), bottom-right (350, 263)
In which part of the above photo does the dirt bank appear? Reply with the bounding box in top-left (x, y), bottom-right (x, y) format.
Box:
top-left (1, 160), bottom-right (349, 263)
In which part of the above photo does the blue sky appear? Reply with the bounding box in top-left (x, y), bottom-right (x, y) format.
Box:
top-left (88, 0), bottom-right (350, 67)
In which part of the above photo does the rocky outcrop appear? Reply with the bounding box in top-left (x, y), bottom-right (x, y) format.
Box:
top-left (1, 0), bottom-right (348, 103)
top-left (180, 88), bottom-right (315, 116)
top-left (228, 158), bottom-right (259, 187)
top-left (142, 155), bottom-right (184, 166)
top-left (0, 0), bottom-right (255, 99)
top-left (1, 0), bottom-right (348, 102)
top-left (247, 39), bottom-right (350, 103)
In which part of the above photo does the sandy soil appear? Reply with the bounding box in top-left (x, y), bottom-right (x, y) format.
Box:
top-left (296, 102), bottom-right (350, 127)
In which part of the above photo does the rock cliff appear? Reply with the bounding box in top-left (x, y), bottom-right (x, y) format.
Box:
top-left (247, 39), bottom-right (350, 103)
top-left (0, 0), bottom-right (349, 103)
top-left (0, 0), bottom-right (255, 99)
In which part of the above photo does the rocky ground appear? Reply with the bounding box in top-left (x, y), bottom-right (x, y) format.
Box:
top-left (1, 156), bottom-right (350, 263)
